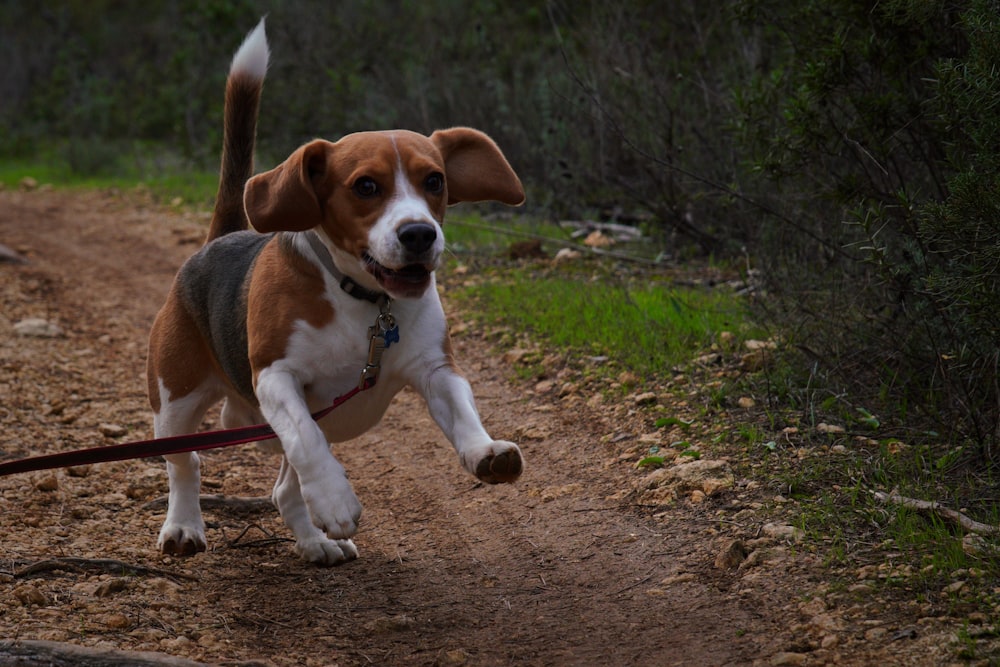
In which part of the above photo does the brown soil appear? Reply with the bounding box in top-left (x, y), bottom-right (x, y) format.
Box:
top-left (0, 189), bottom-right (965, 666)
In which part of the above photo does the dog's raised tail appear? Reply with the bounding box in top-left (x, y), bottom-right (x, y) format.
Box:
top-left (206, 18), bottom-right (270, 243)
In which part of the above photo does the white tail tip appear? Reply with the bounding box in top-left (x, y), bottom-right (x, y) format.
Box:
top-left (230, 18), bottom-right (269, 80)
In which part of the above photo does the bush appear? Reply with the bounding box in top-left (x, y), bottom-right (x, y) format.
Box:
top-left (732, 0), bottom-right (1000, 449)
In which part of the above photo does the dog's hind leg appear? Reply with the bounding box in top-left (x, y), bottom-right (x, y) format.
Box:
top-left (153, 385), bottom-right (220, 556)
top-left (272, 455), bottom-right (358, 566)
top-left (220, 396), bottom-right (280, 451)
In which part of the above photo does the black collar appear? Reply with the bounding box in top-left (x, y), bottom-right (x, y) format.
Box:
top-left (304, 231), bottom-right (388, 305)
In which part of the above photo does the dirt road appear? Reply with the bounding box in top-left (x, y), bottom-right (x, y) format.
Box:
top-left (0, 190), bottom-right (954, 666)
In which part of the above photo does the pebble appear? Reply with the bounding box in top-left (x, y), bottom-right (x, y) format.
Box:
top-left (714, 539), bottom-right (748, 570)
top-left (34, 475), bottom-right (59, 492)
top-left (553, 248), bottom-right (581, 263)
top-left (14, 585), bottom-right (48, 606)
top-left (771, 652), bottom-right (808, 666)
top-left (633, 391), bottom-right (658, 406)
top-left (761, 523), bottom-right (803, 542)
top-left (14, 318), bottom-right (63, 338)
top-left (943, 580), bottom-right (966, 594)
top-left (98, 423), bottom-right (128, 438)
top-left (104, 613), bottom-right (130, 629)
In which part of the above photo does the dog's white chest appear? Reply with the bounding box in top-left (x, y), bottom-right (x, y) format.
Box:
top-left (281, 306), bottom-right (414, 442)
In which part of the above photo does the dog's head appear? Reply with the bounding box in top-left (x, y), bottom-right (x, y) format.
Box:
top-left (244, 128), bottom-right (523, 299)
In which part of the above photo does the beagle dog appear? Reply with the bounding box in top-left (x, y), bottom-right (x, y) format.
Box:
top-left (146, 20), bottom-right (524, 566)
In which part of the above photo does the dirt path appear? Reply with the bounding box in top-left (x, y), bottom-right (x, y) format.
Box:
top-left (0, 190), bottom-right (954, 666)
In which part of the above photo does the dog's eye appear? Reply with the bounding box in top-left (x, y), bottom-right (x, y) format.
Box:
top-left (353, 177), bottom-right (380, 199)
top-left (424, 172), bottom-right (444, 194)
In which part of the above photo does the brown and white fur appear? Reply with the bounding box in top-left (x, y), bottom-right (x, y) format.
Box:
top-left (146, 20), bottom-right (524, 566)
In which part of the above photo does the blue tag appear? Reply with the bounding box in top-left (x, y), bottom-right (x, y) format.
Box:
top-left (382, 325), bottom-right (400, 348)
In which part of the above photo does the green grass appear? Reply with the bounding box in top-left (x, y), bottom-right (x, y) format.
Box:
top-left (0, 149), bottom-right (217, 208)
top-left (451, 267), bottom-right (755, 379)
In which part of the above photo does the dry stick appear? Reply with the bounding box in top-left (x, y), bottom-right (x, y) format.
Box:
top-left (10, 557), bottom-right (199, 581)
top-left (448, 218), bottom-right (666, 267)
top-left (873, 491), bottom-right (1000, 536)
top-left (0, 639), bottom-right (208, 667)
top-left (142, 493), bottom-right (274, 511)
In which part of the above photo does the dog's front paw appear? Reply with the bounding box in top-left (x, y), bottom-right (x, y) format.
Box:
top-left (301, 478), bottom-right (363, 539)
top-left (158, 522), bottom-right (207, 557)
top-left (295, 537), bottom-right (359, 567)
top-left (470, 441), bottom-right (523, 484)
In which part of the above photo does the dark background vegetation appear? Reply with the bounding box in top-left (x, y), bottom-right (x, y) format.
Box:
top-left (3, 0), bottom-right (999, 459)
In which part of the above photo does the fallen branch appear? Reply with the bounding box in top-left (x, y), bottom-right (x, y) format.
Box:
top-left (0, 639), bottom-right (209, 666)
top-left (873, 491), bottom-right (1000, 536)
top-left (10, 557), bottom-right (198, 582)
top-left (143, 493), bottom-right (274, 512)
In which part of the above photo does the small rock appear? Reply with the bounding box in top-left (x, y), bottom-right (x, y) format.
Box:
top-left (741, 339), bottom-right (777, 371)
top-left (660, 573), bottom-right (697, 586)
top-left (502, 348), bottom-right (534, 365)
top-left (34, 475), bottom-right (59, 492)
top-left (160, 636), bottom-right (193, 651)
top-left (770, 652), bottom-right (808, 666)
top-left (553, 247), bottom-right (582, 264)
top-left (98, 423), bottom-right (128, 438)
top-left (633, 392), bottom-right (658, 406)
top-left (96, 578), bottom-right (129, 598)
top-left (439, 649), bottom-right (468, 665)
top-left (368, 614), bottom-right (416, 634)
top-left (14, 586), bottom-right (48, 606)
top-left (714, 539), bottom-right (748, 570)
top-left (737, 396), bottom-right (756, 409)
top-left (943, 580), bottom-right (966, 594)
top-left (817, 422), bottom-right (845, 434)
top-left (66, 465), bottom-right (92, 478)
top-left (583, 230), bottom-right (614, 248)
top-left (761, 523), bottom-right (803, 542)
top-left (19, 176), bottom-right (39, 191)
top-left (745, 339), bottom-right (777, 351)
top-left (533, 379), bottom-right (556, 393)
top-left (820, 634), bottom-right (839, 649)
top-left (14, 318), bottom-right (63, 338)
top-left (104, 613), bottom-right (130, 629)
top-left (0, 243), bottom-right (27, 264)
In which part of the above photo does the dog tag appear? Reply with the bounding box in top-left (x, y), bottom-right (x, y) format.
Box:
top-left (377, 313), bottom-right (399, 348)
top-left (382, 324), bottom-right (400, 348)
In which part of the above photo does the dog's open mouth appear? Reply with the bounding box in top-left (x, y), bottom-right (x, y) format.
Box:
top-left (363, 252), bottom-right (432, 296)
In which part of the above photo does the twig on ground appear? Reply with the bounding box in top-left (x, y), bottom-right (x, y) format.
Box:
top-left (142, 493), bottom-right (274, 511)
top-left (873, 491), bottom-right (1000, 536)
top-left (9, 557), bottom-right (199, 581)
top-left (0, 639), bottom-right (208, 666)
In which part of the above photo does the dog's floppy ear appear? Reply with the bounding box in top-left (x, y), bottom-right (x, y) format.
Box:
top-left (244, 139), bottom-right (333, 233)
top-left (430, 128), bottom-right (525, 206)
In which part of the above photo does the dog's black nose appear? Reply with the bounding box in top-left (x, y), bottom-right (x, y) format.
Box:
top-left (398, 222), bottom-right (438, 254)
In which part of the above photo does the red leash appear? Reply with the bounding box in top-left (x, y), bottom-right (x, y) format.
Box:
top-left (0, 383), bottom-right (371, 476)
top-left (0, 381), bottom-right (373, 478)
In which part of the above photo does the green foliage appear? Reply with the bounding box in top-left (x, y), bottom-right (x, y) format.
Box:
top-left (453, 268), bottom-right (752, 379)
top-left (732, 0), bottom-right (1000, 450)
